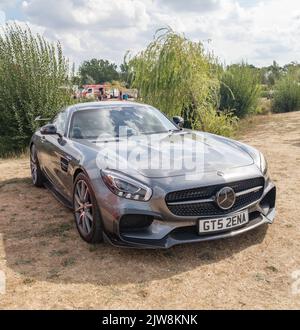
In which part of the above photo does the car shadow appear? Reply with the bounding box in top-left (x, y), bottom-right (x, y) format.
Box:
top-left (1, 178), bottom-right (268, 287)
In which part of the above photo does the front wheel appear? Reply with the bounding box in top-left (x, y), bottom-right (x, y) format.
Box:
top-left (73, 173), bottom-right (104, 244)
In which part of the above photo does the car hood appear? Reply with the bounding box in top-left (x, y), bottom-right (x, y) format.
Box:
top-left (79, 131), bottom-right (255, 178)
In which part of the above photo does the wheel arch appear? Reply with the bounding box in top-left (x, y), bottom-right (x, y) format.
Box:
top-left (73, 167), bottom-right (84, 182)
top-left (72, 167), bottom-right (100, 210)
top-left (29, 141), bottom-right (40, 164)
top-left (29, 141), bottom-right (34, 152)
top-left (72, 167), bottom-right (93, 184)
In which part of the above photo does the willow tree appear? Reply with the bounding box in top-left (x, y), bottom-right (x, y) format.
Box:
top-left (128, 28), bottom-right (236, 133)
top-left (0, 23), bottom-right (71, 156)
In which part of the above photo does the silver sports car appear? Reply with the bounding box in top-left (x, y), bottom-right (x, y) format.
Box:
top-left (30, 101), bottom-right (276, 249)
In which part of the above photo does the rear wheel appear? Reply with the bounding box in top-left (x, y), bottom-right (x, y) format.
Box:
top-left (30, 144), bottom-right (44, 187)
top-left (73, 173), bottom-right (103, 244)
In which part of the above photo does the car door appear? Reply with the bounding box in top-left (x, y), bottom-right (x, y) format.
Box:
top-left (43, 111), bottom-right (74, 199)
top-left (37, 126), bottom-right (58, 184)
top-left (47, 135), bottom-right (75, 200)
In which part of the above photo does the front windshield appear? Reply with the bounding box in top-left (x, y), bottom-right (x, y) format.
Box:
top-left (69, 105), bottom-right (179, 140)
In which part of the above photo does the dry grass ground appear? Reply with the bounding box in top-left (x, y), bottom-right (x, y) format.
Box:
top-left (0, 111), bottom-right (300, 309)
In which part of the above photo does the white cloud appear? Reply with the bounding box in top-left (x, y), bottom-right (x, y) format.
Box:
top-left (0, 1), bottom-right (19, 10)
top-left (17, 0), bottom-right (154, 65)
top-left (0, 0), bottom-right (300, 67)
top-left (0, 11), bottom-right (5, 25)
top-left (22, 0), bottom-right (151, 30)
top-left (156, 0), bottom-right (222, 12)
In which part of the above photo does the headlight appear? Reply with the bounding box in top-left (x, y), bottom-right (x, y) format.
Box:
top-left (260, 152), bottom-right (268, 176)
top-left (101, 169), bottom-right (152, 201)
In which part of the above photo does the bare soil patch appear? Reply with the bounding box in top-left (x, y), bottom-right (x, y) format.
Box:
top-left (0, 111), bottom-right (300, 309)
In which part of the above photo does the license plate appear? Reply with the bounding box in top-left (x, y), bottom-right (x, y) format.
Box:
top-left (199, 210), bottom-right (249, 234)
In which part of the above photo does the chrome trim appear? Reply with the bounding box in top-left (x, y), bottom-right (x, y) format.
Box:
top-left (235, 186), bottom-right (263, 197)
top-left (216, 186), bottom-right (236, 210)
top-left (196, 197), bottom-right (265, 219)
top-left (167, 197), bottom-right (214, 206)
top-left (167, 186), bottom-right (263, 206)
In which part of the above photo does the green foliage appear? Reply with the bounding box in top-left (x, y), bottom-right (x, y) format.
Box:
top-left (128, 28), bottom-right (236, 136)
top-left (129, 28), bottom-right (218, 122)
top-left (119, 51), bottom-right (133, 88)
top-left (196, 106), bottom-right (238, 137)
top-left (220, 63), bottom-right (261, 118)
top-left (260, 61), bottom-right (283, 86)
top-left (79, 58), bottom-right (119, 85)
top-left (0, 23), bottom-right (72, 157)
top-left (260, 89), bottom-right (271, 99)
top-left (272, 75), bottom-right (300, 113)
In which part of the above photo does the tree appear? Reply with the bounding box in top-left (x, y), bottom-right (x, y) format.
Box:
top-left (0, 23), bottom-right (71, 156)
top-left (119, 51), bottom-right (133, 88)
top-left (272, 74), bottom-right (300, 113)
top-left (128, 28), bottom-right (237, 136)
top-left (260, 60), bottom-right (283, 86)
top-left (78, 58), bottom-right (119, 85)
top-left (71, 62), bottom-right (81, 86)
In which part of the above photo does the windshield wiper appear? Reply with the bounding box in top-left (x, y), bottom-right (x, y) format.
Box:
top-left (141, 129), bottom-right (181, 136)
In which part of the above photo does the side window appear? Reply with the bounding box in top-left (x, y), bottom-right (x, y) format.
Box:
top-left (53, 112), bottom-right (67, 135)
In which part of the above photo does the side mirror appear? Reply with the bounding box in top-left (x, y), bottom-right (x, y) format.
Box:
top-left (40, 124), bottom-right (61, 137)
top-left (173, 116), bottom-right (184, 129)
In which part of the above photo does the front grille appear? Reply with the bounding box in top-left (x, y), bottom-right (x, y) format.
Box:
top-left (166, 177), bottom-right (265, 217)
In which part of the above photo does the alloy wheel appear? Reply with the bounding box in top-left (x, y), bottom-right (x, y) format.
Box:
top-left (74, 180), bottom-right (94, 236)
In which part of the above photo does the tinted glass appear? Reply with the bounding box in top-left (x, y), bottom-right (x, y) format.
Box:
top-left (69, 105), bottom-right (178, 139)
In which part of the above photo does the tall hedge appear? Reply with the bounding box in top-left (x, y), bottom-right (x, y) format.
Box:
top-left (272, 75), bottom-right (300, 113)
top-left (0, 23), bottom-right (71, 156)
top-left (220, 64), bottom-right (261, 118)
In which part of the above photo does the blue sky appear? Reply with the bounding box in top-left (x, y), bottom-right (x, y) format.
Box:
top-left (0, 0), bottom-right (299, 67)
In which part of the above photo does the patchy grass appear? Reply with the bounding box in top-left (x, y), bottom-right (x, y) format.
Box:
top-left (50, 249), bottom-right (69, 257)
top-left (266, 266), bottom-right (279, 273)
top-left (257, 97), bottom-right (272, 115)
top-left (38, 223), bottom-right (73, 238)
top-left (14, 259), bottom-right (35, 266)
top-left (62, 257), bottom-right (76, 268)
top-left (234, 112), bottom-right (281, 139)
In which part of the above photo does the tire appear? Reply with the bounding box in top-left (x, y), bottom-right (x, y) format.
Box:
top-left (73, 173), bottom-right (104, 244)
top-left (30, 144), bottom-right (45, 187)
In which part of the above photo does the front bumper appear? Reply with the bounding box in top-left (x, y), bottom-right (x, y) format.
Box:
top-left (100, 179), bottom-right (276, 249)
